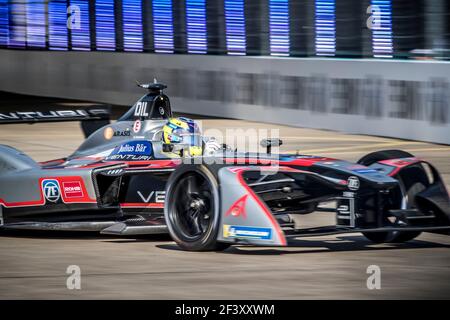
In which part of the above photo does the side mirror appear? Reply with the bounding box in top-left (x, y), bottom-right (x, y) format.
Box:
top-left (260, 139), bottom-right (283, 154)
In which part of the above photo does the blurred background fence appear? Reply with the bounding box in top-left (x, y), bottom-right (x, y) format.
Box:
top-left (0, 1), bottom-right (449, 144)
top-left (1, 0), bottom-right (449, 59)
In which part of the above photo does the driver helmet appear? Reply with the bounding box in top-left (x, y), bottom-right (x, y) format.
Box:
top-left (162, 117), bottom-right (202, 156)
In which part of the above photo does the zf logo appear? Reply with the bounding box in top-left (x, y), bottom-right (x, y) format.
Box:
top-left (347, 176), bottom-right (360, 191)
top-left (134, 101), bottom-right (149, 117)
top-left (42, 179), bottom-right (61, 203)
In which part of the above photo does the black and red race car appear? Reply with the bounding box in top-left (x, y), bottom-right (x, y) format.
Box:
top-left (1, 82), bottom-right (449, 251)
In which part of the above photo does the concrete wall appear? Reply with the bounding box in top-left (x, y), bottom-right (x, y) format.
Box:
top-left (1, 49), bottom-right (449, 144)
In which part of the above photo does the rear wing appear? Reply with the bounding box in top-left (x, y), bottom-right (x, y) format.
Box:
top-left (0, 106), bottom-right (111, 137)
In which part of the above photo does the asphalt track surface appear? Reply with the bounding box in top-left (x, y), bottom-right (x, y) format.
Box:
top-left (1, 106), bottom-right (450, 299)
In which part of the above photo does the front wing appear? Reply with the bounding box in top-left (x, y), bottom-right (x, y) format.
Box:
top-left (216, 165), bottom-right (450, 246)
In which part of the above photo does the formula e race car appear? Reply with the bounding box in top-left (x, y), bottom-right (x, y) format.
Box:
top-left (0, 82), bottom-right (449, 251)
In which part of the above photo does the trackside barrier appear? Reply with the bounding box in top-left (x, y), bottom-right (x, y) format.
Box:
top-left (0, 49), bottom-right (449, 144)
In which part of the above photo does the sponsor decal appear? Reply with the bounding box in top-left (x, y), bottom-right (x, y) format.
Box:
top-left (106, 154), bottom-right (151, 161)
top-left (352, 168), bottom-right (378, 174)
top-left (280, 155), bottom-right (320, 161)
top-left (117, 143), bottom-right (148, 153)
top-left (159, 106), bottom-right (165, 115)
top-left (113, 129), bottom-right (131, 137)
top-left (337, 204), bottom-right (350, 215)
top-left (225, 195), bottom-right (248, 218)
top-left (104, 127), bottom-right (114, 140)
top-left (347, 176), bottom-right (360, 191)
top-left (133, 120), bottom-right (142, 133)
top-left (223, 225), bottom-right (272, 240)
top-left (106, 141), bottom-right (153, 161)
top-left (138, 190), bottom-right (165, 203)
top-left (296, 155), bottom-right (321, 159)
top-left (134, 101), bottom-right (148, 117)
top-left (42, 179), bottom-right (61, 202)
top-left (386, 159), bottom-right (415, 166)
top-left (2, 177), bottom-right (94, 208)
top-left (348, 164), bottom-right (378, 174)
top-left (336, 197), bottom-right (354, 216)
top-left (0, 108), bottom-right (109, 122)
top-left (62, 181), bottom-right (84, 198)
top-left (336, 196), bottom-right (356, 227)
top-left (348, 164), bottom-right (367, 169)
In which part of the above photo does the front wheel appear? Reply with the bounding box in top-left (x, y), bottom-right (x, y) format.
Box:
top-left (164, 165), bottom-right (230, 251)
top-left (362, 181), bottom-right (425, 243)
top-left (358, 150), bottom-right (424, 244)
top-left (362, 231), bottom-right (421, 244)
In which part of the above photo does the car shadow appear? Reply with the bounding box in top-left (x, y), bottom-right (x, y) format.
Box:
top-left (0, 229), bottom-right (171, 242)
top-left (157, 234), bottom-right (450, 255)
top-left (103, 234), bottom-right (173, 243)
top-left (3, 229), bottom-right (448, 255)
top-left (0, 229), bottom-right (104, 240)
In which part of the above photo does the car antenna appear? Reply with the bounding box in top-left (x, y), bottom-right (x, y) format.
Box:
top-left (135, 79), bottom-right (167, 93)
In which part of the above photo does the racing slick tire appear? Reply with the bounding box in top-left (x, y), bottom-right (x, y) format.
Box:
top-left (164, 164), bottom-right (230, 251)
top-left (358, 150), bottom-right (423, 243)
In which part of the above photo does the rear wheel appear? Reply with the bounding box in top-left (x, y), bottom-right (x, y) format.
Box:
top-left (358, 150), bottom-right (423, 243)
top-left (164, 165), bottom-right (229, 251)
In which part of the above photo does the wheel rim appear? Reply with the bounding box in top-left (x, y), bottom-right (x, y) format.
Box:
top-left (168, 172), bottom-right (214, 241)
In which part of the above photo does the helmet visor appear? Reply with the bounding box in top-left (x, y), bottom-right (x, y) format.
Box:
top-left (180, 133), bottom-right (202, 147)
